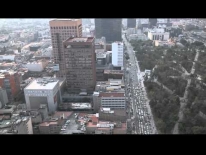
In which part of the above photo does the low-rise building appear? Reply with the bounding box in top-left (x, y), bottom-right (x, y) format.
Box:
top-left (104, 70), bottom-right (124, 80)
top-left (38, 111), bottom-right (73, 134)
top-left (113, 122), bottom-right (127, 134)
top-left (22, 59), bottom-right (49, 72)
top-left (0, 114), bottom-right (33, 134)
top-left (154, 40), bottom-right (175, 47)
top-left (0, 55), bottom-right (16, 62)
top-left (0, 62), bottom-right (19, 70)
top-left (148, 28), bottom-right (169, 41)
top-left (93, 92), bottom-right (126, 111)
top-left (129, 33), bottom-right (148, 41)
top-left (99, 108), bottom-right (126, 122)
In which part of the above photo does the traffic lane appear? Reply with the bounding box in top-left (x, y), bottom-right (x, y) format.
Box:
top-left (125, 39), bottom-right (152, 134)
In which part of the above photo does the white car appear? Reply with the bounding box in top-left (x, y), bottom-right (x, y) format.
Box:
top-left (66, 120), bottom-right (70, 124)
top-left (61, 128), bottom-right (66, 131)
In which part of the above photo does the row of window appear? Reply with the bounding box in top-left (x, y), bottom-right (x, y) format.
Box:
top-left (51, 26), bottom-right (77, 29)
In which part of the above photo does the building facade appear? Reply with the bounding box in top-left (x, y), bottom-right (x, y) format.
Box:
top-left (148, 29), bottom-right (169, 41)
top-left (24, 77), bottom-right (61, 113)
top-left (95, 19), bottom-right (122, 43)
top-left (63, 37), bottom-right (96, 93)
top-left (0, 70), bottom-right (21, 100)
top-left (99, 92), bottom-right (126, 109)
top-left (49, 19), bottom-right (82, 78)
top-left (112, 42), bottom-right (124, 69)
top-left (22, 59), bottom-right (49, 72)
top-left (127, 19), bottom-right (136, 28)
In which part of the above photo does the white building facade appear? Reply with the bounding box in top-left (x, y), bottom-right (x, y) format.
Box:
top-left (24, 78), bottom-right (61, 113)
top-left (148, 28), bottom-right (169, 41)
top-left (112, 42), bottom-right (123, 69)
top-left (22, 60), bottom-right (48, 72)
top-left (99, 93), bottom-right (126, 109)
top-left (0, 55), bottom-right (16, 61)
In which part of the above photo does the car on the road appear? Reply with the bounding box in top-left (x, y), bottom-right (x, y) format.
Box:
top-left (66, 120), bottom-right (70, 124)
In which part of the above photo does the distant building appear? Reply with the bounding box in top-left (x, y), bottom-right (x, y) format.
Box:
top-left (49, 19), bottom-right (82, 78)
top-left (29, 45), bottom-right (41, 51)
top-left (112, 42), bottom-right (123, 69)
top-left (0, 55), bottom-right (16, 62)
top-left (0, 87), bottom-right (8, 108)
top-left (22, 59), bottom-right (49, 72)
top-left (63, 37), bottom-right (96, 93)
top-left (127, 19), bottom-right (136, 28)
top-left (154, 40), bottom-right (175, 47)
top-left (24, 77), bottom-right (61, 113)
top-left (148, 28), bottom-right (169, 41)
top-left (149, 18), bottom-right (157, 28)
top-left (95, 19), bottom-right (122, 43)
top-left (129, 34), bottom-right (148, 41)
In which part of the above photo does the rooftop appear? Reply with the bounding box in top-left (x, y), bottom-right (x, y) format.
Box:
top-left (53, 111), bottom-right (73, 119)
top-left (104, 70), bottom-right (124, 75)
top-left (65, 37), bottom-right (94, 44)
top-left (25, 77), bottom-right (59, 90)
top-left (0, 70), bottom-right (19, 78)
top-left (71, 103), bottom-right (91, 109)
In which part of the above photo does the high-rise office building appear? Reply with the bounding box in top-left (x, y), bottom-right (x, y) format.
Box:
top-left (49, 19), bottom-right (82, 78)
top-left (95, 19), bottom-right (122, 43)
top-left (63, 37), bottom-right (96, 93)
top-left (127, 19), bottom-right (136, 28)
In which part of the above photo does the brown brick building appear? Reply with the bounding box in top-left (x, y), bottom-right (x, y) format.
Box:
top-left (49, 19), bottom-right (82, 78)
top-left (0, 71), bottom-right (21, 100)
top-left (63, 37), bottom-right (96, 93)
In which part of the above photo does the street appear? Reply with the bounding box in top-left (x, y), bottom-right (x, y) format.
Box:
top-left (123, 34), bottom-right (158, 134)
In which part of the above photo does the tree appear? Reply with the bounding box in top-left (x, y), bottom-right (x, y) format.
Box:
top-left (156, 119), bottom-right (166, 133)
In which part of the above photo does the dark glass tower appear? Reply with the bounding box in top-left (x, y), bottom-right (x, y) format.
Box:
top-left (95, 18), bottom-right (122, 43)
top-left (149, 18), bottom-right (157, 28)
top-left (127, 18), bottom-right (136, 28)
